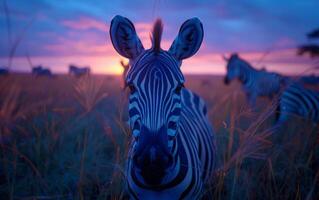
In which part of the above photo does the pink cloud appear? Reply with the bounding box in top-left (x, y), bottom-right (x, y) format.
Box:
top-left (44, 43), bottom-right (116, 56)
top-left (273, 37), bottom-right (297, 49)
top-left (135, 23), bottom-right (153, 31)
top-left (41, 28), bottom-right (113, 56)
top-left (43, 34), bottom-right (114, 56)
top-left (61, 17), bottom-right (107, 31)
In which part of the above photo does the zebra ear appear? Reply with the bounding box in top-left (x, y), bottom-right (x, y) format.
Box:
top-left (169, 18), bottom-right (204, 61)
top-left (110, 15), bottom-right (144, 59)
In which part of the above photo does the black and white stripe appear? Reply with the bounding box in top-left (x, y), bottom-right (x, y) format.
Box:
top-left (126, 51), bottom-right (184, 141)
top-left (276, 83), bottom-right (319, 123)
top-left (110, 16), bottom-right (216, 199)
top-left (127, 87), bottom-right (215, 199)
top-left (224, 54), bottom-right (287, 107)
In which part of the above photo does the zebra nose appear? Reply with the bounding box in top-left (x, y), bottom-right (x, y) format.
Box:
top-left (149, 146), bottom-right (157, 162)
top-left (224, 77), bottom-right (230, 85)
top-left (133, 145), bottom-right (173, 169)
top-left (133, 147), bottom-right (171, 167)
top-left (133, 125), bottom-right (172, 168)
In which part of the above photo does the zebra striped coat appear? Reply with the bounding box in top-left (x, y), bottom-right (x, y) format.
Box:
top-left (224, 54), bottom-right (287, 107)
top-left (277, 83), bottom-right (319, 123)
top-left (110, 16), bottom-right (216, 199)
top-left (127, 88), bottom-right (215, 199)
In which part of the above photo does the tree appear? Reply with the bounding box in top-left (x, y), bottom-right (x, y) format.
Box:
top-left (297, 28), bottom-right (319, 58)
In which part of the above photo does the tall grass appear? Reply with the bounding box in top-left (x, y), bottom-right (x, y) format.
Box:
top-left (0, 75), bottom-right (318, 199)
top-left (0, 75), bottom-right (125, 199)
top-left (201, 78), bottom-right (318, 199)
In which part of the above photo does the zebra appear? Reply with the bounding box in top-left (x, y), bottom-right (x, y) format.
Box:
top-left (276, 82), bottom-right (319, 123)
top-left (109, 15), bottom-right (216, 199)
top-left (32, 66), bottom-right (52, 77)
top-left (300, 74), bottom-right (319, 85)
top-left (223, 53), bottom-right (288, 107)
top-left (69, 65), bottom-right (90, 77)
top-left (0, 67), bottom-right (9, 76)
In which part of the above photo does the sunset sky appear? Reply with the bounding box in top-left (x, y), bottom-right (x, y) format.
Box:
top-left (0, 0), bottom-right (318, 75)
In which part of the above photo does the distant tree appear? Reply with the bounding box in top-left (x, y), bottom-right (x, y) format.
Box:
top-left (297, 28), bottom-right (319, 58)
top-left (307, 28), bottom-right (319, 38)
top-left (298, 44), bottom-right (319, 58)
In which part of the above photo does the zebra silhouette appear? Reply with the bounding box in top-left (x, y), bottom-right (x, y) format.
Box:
top-left (223, 53), bottom-right (287, 107)
top-left (69, 65), bottom-right (90, 77)
top-left (0, 67), bottom-right (9, 76)
top-left (32, 66), bottom-right (53, 77)
top-left (276, 82), bottom-right (319, 123)
top-left (110, 16), bottom-right (216, 199)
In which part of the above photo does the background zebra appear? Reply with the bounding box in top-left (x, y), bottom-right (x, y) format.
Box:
top-left (223, 53), bottom-right (288, 107)
top-left (276, 82), bottom-right (319, 123)
top-left (32, 66), bottom-right (52, 77)
top-left (109, 15), bottom-right (216, 199)
top-left (0, 67), bottom-right (9, 76)
top-left (300, 74), bottom-right (319, 85)
top-left (69, 65), bottom-right (90, 77)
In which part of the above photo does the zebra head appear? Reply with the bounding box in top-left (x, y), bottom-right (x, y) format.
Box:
top-left (224, 53), bottom-right (241, 85)
top-left (110, 15), bottom-right (203, 185)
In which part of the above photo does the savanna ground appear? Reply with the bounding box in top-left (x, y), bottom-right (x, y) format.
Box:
top-left (0, 74), bottom-right (318, 199)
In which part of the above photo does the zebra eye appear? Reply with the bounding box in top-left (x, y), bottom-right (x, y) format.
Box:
top-left (168, 121), bottom-right (178, 130)
top-left (134, 120), bottom-right (141, 131)
top-left (175, 84), bottom-right (184, 94)
top-left (128, 84), bottom-right (136, 93)
top-left (132, 120), bottom-right (141, 138)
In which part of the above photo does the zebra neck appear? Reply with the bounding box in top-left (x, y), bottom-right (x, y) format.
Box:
top-left (239, 64), bottom-right (254, 85)
top-left (239, 70), bottom-right (249, 84)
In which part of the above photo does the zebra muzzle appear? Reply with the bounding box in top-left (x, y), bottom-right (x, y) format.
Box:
top-left (133, 147), bottom-right (172, 185)
top-left (132, 126), bottom-right (174, 185)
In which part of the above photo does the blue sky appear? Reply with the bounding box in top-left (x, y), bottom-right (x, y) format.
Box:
top-left (0, 0), bottom-right (318, 74)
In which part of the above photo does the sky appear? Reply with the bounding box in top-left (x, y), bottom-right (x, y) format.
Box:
top-left (0, 0), bottom-right (318, 75)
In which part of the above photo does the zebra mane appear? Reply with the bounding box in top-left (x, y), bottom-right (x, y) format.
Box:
top-left (151, 19), bottom-right (163, 53)
top-left (230, 53), bottom-right (239, 60)
top-left (231, 53), bottom-right (255, 70)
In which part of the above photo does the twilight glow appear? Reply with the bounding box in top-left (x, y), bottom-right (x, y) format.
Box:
top-left (0, 0), bottom-right (318, 75)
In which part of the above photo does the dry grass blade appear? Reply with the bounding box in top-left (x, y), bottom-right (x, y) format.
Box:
top-left (218, 93), bottom-right (277, 174)
top-left (1, 74), bottom-right (317, 199)
top-left (0, 85), bottom-right (21, 126)
top-left (3, 0), bottom-right (12, 47)
top-left (73, 75), bottom-right (108, 114)
top-left (3, 0), bottom-right (35, 70)
top-left (0, 82), bottom-right (50, 137)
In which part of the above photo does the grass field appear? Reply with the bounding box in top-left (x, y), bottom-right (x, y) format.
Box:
top-left (0, 74), bottom-right (318, 199)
